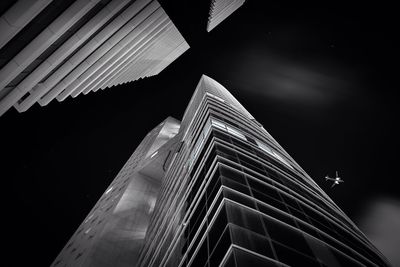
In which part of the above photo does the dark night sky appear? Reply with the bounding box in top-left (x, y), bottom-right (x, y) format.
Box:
top-left (1, 1), bottom-right (398, 266)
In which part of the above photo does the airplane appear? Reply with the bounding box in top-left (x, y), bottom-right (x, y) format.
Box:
top-left (325, 171), bottom-right (344, 188)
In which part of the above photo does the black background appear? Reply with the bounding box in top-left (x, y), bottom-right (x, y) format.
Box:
top-left (1, 1), bottom-right (398, 266)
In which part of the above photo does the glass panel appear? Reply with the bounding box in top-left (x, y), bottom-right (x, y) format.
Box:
top-left (216, 144), bottom-right (239, 163)
top-left (263, 216), bottom-right (314, 257)
top-left (221, 250), bottom-right (236, 267)
top-left (251, 189), bottom-right (287, 212)
top-left (227, 126), bottom-right (246, 140)
top-left (187, 222), bottom-right (207, 261)
top-left (287, 206), bottom-right (309, 224)
top-left (204, 119), bottom-right (212, 137)
top-left (255, 139), bottom-right (274, 157)
top-left (248, 178), bottom-right (281, 201)
top-left (207, 179), bottom-right (222, 206)
top-left (226, 202), bottom-right (264, 235)
top-left (233, 247), bottom-right (280, 267)
top-left (257, 202), bottom-right (296, 228)
top-left (280, 194), bottom-right (300, 210)
top-left (230, 224), bottom-right (274, 258)
top-left (221, 177), bottom-right (250, 195)
top-left (208, 208), bottom-right (228, 250)
top-left (272, 151), bottom-right (293, 168)
top-left (330, 248), bottom-right (365, 267)
top-left (214, 95), bottom-right (225, 102)
top-left (211, 118), bottom-right (226, 130)
top-left (224, 190), bottom-right (257, 209)
top-left (209, 226), bottom-right (231, 266)
top-left (189, 237), bottom-right (208, 267)
top-left (273, 241), bottom-right (320, 267)
top-left (220, 166), bottom-right (246, 185)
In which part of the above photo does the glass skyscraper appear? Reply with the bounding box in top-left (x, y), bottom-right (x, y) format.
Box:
top-left (53, 75), bottom-right (390, 266)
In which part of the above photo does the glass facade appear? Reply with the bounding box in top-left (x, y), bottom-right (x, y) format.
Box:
top-left (52, 75), bottom-right (390, 267)
top-left (137, 75), bottom-right (390, 267)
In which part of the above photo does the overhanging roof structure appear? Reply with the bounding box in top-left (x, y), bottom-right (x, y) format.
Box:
top-left (207, 0), bottom-right (246, 32)
top-left (0, 0), bottom-right (189, 116)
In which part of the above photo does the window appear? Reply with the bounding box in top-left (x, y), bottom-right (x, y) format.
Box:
top-left (189, 205), bottom-right (206, 241)
top-left (105, 187), bottom-right (113, 195)
top-left (255, 140), bottom-right (274, 157)
top-left (224, 190), bottom-right (256, 209)
top-left (220, 165), bottom-right (246, 185)
top-left (255, 139), bottom-right (293, 169)
top-left (257, 202), bottom-right (296, 228)
top-left (273, 241), bottom-right (320, 267)
top-left (206, 92), bottom-right (225, 102)
top-left (204, 120), bottom-right (212, 137)
top-left (227, 126), bottom-right (246, 140)
top-left (210, 118), bottom-right (247, 141)
top-left (221, 177), bottom-right (250, 195)
top-left (331, 247), bottom-right (365, 266)
top-left (208, 208), bottom-right (228, 252)
top-left (213, 95), bottom-right (225, 102)
top-left (209, 226), bottom-right (231, 266)
top-left (215, 144), bottom-right (239, 163)
top-left (248, 178), bottom-right (281, 202)
top-left (187, 221), bottom-right (208, 261)
top-left (231, 138), bottom-right (253, 151)
top-left (272, 151), bottom-right (293, 169)
top-left (189, 237), bottom-right (208, 267)
top-left (263, 216), bottom-right (314, 257)
top-left (233, 247), bottom-right (279, 267)
top-left (221, 250), bottom-right (235, 267)
top-left (208, 193), bottom-right (224, 223)
top-left (207, 170), bottom-right (222, 203)
top-left (230, 224), bottom-right (274, 259)
top-left (225, 201), bottom-right (264, 235)
top-left (211, 118), bottom-right (226, 130)
top-left (252, 189), bottom-right (286, 212)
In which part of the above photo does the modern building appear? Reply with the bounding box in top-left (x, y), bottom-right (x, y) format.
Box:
top-left (207, 0), bottom-right (246, 32)
top-left (0, 0), bottom-right (188, 116)
top-left (52, 75), bottom-right (390, 267)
